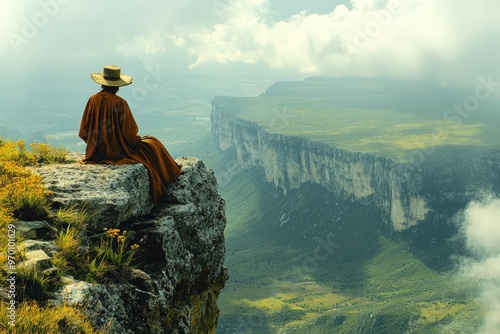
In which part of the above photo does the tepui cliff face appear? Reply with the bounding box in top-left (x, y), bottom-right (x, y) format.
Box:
top-left (20, 156), bottom-right (227, 333)
top-left (211, 103), bottom-right (500, 231)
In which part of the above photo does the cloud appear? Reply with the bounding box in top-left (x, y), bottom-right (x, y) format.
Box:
top-left (1, 0), bottom-right (499, 87)
top-left (463, 197), bottom-right (500, 256)
top-left (165, 0), bottom-right (500, 84)
top-left (460, 195), bottom-right (500, 333)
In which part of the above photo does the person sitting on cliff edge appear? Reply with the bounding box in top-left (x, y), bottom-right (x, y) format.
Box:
top-left (79, 64), bottom-right (183, 204)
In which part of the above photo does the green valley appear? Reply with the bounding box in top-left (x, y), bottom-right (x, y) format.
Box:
top-left (188, 133), bottom-right (486, 334)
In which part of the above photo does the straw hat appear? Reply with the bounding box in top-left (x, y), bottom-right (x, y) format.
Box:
top-left (90, 65), bottom-right (133, 87)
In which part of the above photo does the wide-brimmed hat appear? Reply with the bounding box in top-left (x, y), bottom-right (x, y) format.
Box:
top-left (90, 65), bottom-right (133, 87)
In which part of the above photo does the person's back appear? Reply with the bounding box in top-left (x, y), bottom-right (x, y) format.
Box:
top-left (79, 65), bottom-right (182, 203)
top-left (80, 88), bottom-right (141, 164)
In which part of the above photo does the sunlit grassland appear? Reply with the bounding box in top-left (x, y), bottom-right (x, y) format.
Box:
top-left (213, 78), bottom-right (500, 162)
top-left (0, 302), bottom-right (105, 334)
top-left (218, 230), bottom-right (482, 333)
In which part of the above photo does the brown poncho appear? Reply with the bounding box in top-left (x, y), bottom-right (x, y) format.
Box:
top-left (79, 91), bottom-right (182, 203)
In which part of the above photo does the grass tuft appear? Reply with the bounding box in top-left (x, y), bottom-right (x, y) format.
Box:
top-left (54, 205), bottom-right (90, 231)
top-left (15, 266), bottom-right (54, 302)
top-left (0, 301), bottom-right (105, 333)
top-left (55, 227), bottom-right (81, 260)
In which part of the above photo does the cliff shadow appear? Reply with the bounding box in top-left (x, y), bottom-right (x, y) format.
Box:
top-left (261, 182), bottom-right (386, 290)
top-left (397, 146), bottom-right (500, 272)
top-left (396, 213), bottom-right (465, 272)
top-left (224, 166), bottom-right (386, 291)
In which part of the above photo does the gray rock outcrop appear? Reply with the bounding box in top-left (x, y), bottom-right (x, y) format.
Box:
top-left (26, 156), bottom-right (228, 334)
top-left (35, 162), bottom-right (153, 231)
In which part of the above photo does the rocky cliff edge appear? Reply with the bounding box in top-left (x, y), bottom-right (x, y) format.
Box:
top-left (20, 156), bottom-right (227, 334)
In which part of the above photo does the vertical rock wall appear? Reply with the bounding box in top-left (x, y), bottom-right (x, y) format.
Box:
top-left (211, 101), bottom-right (500, 231)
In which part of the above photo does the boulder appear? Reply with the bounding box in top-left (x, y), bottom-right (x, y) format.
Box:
top-left (18, 249), bottom-right (51, 270)
top-left (35, 163), bottom-right (154, 231)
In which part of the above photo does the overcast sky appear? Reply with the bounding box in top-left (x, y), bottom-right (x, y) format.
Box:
top-left (1, 0), bottom-right (499, 88)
